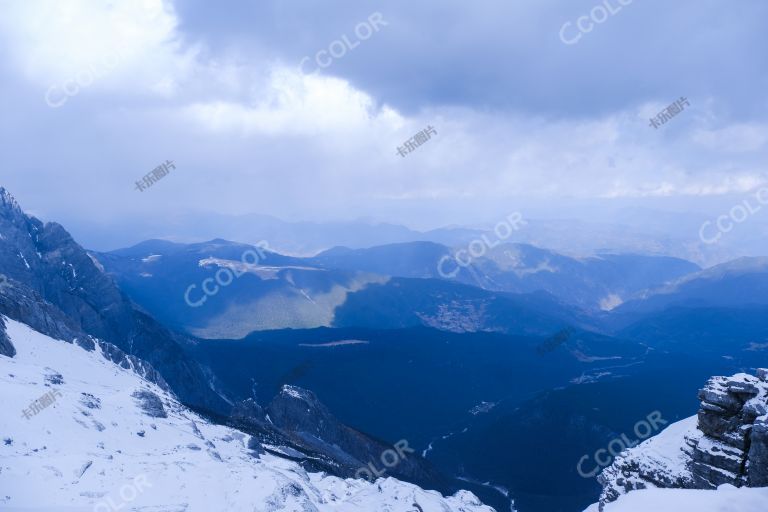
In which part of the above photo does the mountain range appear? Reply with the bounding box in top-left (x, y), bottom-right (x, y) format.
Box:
top-left (1, 186), bottom-right (767, 512)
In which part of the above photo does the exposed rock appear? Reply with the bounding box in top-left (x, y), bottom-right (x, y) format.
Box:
top-left (0, 187), bottom-right (227, 412)
top-left (132, 390), bottom-right (168, 418)
top-left (266, 385), bottom-right (447, 490)
top-left (44, 370), bottom-right (64, 385)
top-left (748, 418), bottom-right (768, 486)
top-left (0, 316), bottom-right (15, 357)
top-left (598, 370), bottom-right (768, 510)
top-left (231, 398), bottom-right (269, 428)
top-left (690, 373), bottom-right (767, 488)
top-left (80, 393), bottom-right (101, 410)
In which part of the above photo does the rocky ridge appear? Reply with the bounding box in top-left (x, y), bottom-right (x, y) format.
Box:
top-left (597, 369), bottom-right (768, 509)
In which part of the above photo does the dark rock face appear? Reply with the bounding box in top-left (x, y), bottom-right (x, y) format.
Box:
top-left (266, 385), bottom-right (446, 488)
top-left (231, 398), bottom-right (270, 430)
top-left (598, 369), bottom-right (768, 510)
top-left (0, 316), bottom-right (15, 357)
top-left (132, 390), bottom-right (168, 418)
top-left (688, 372), bottom-right (768, 488)
top-left (0, 187), bottom-right (227, 413)
top-left (80, 393), bottom-right (102, 410)
top-left (228, 386), bottom-right (448, 493)
top-left (750, 419), bottom-right (768, 486)
top-left (0, 273), bottom-right (170, 390)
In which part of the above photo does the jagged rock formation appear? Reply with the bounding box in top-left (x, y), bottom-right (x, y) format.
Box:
top-left (0, 187), bottom-right (227, 412)
top-left (0, 316), bottom-right (15, 357)
top-left (270, 385), bottom-right (446, 486)
top-left (689, 370), bottom-right (768, 487)
top-left (0, 270), bottom-right (170, 390)
top-left (597, 369), bottom-right (768, 510)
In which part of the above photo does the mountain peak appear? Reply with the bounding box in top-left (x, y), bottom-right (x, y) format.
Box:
top-left (0, 186), bottom-right (22, 215)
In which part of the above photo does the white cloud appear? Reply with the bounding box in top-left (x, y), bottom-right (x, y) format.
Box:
top-left (691, 123), bottom-right (768, 153)
top-left (0, 0), bottom-right (192, 94)
top-left (0, 0), bottom-right (766, 232)
top-left (0, 0), bottom-right (408, 136)
top-left (182, 68), bottom-right (405, 136)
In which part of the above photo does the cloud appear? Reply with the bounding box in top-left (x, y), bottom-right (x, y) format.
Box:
top-left (0, 0), bottom-right (194, 96)
top-left (0, 0), bottom-right (766, 245)
top-left (183, 69), bottom-right (405, 136)
top-left (692, 123), bottom-right (768, 153)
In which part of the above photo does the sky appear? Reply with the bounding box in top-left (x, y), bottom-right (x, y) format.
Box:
top-left (0, 0), bottom-right (767, 250)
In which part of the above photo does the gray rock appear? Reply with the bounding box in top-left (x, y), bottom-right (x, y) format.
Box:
top-left (80, 393), bottom-right (101, 409)
top-left (0, 187), bottom-right (228, 413)
top-left (132, 390), bottom-right (168, 418)
top-left (266, 385), bottom-right (447, 489)
top-left (748, 419), bottom-right (768, 486)
top-left (726, 380), bottom-right (760, 397)
top-left (598, 370), bottom-right (768, 510)
top-left (0, 316), bottom-right (15, 357)
top-left (231, 398), bottom-right (269, 428)
top-left (44, 371), bottom-right (64, 385)
top-left (743, 401), bottom-right (767, 422)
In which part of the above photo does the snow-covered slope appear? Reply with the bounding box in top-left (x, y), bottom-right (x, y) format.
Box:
top-left (0, 317), bottom-right (494, 512)
top-left (584, 484), bottom-right (768, 512)
top-left (597, 416), bottom-right (698, 500)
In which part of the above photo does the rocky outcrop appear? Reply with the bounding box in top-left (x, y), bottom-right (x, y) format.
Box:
top-left (0, 269), bottom-right (169, 391)
top-left (0, 315), bottom-right (15, 357)
top-left (229, 385), bottom-right (449, 493)
top-left (597, 369), bottom-right (768, 510)
top-left (0, 187), bottom-right (227, 412)
top-left (132, 389), bottom-right (168, 418)
top-left (688, 371), bottom-right (768, 488)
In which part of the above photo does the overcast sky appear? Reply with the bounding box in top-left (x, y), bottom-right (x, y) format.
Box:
top-left (1, 0), bottom-right (767, 242)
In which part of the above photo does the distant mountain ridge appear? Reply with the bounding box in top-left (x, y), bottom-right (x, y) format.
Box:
top-left (95, 237), bottom-right (702, 339)
top-left (614, 256), bottom-right (768, 315)
top-left (603, 257), bottom-right (768, 352)
top-left (62, 208), bottom-right (760, 267)
top-left (313, 242), bottom-right (700, 311)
